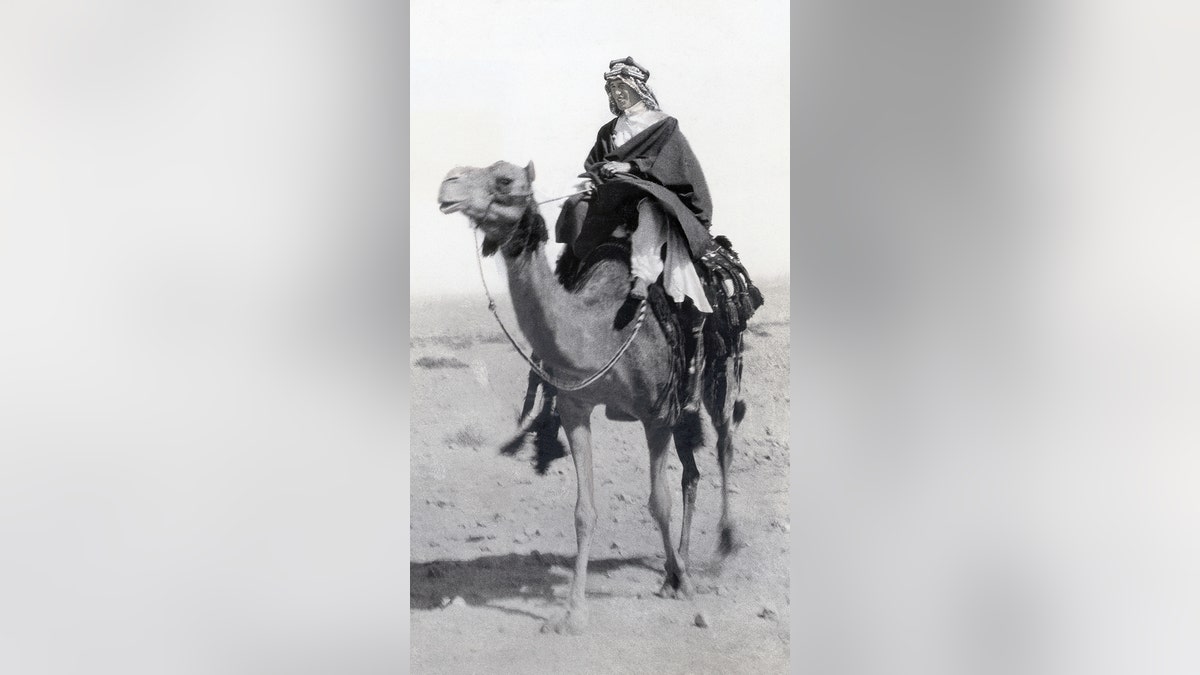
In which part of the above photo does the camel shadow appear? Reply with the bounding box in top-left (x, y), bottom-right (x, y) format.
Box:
top-left (411, 551), bottom-right (663, 613)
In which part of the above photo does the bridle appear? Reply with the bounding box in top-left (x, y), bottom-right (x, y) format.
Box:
top-left (472, 191), bottom-right (647, 392)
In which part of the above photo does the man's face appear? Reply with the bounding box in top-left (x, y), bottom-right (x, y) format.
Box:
top-left (606, 82), bottom-right (639, 112)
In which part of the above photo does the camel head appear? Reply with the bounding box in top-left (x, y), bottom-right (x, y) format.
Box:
top-left (438, 161), bottom-right (540, 254)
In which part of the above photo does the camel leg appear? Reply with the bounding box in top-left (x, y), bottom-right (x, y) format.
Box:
top-left (646, 422), bottom-right (695, 599)
top-left (713, 361), bottom-right (745, 557)
top-left (542, 400), bottom-right (596, 635)
top-left (714, 417), bottom-right (742, 556)
top-left (672, 425), bottom-right (701, 568)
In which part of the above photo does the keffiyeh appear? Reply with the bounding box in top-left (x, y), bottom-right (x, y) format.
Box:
top-left (604, 57), bottom-right (660, 113)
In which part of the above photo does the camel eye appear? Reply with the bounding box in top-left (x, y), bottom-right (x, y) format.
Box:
top-left (496, 176), bottom-right (513, 189)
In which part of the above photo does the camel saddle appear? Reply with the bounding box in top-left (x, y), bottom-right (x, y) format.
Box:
top-left (555, 235), bottom-right (763, 422)
top-left (556, 233), bottom-right (764, 345)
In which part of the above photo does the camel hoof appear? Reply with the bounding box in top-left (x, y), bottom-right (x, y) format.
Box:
top-left (656, 583), bottom-right (682, 599)
top-left (718, 525), bottom-right (745, 557)
top-left (541, 609), bottom-right (588, 635)
top-left (656, 571), bottom-right (696, 600)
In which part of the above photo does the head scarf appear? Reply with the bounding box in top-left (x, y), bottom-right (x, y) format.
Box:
top-left (604, 57), bottom-right (660, 115)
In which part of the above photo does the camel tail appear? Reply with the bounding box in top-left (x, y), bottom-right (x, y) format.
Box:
top-left (733, 400), bottom-right (747, 424)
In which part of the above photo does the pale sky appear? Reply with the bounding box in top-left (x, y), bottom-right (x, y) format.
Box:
top-left (410, 0), bottom-right (790, 298)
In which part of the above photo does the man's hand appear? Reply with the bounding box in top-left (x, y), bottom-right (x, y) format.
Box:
top-left (600, 161), bottom-right (633, 178)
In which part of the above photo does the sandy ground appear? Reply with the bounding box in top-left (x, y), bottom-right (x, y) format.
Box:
top-left (410, 278), bottom-right (790, 675)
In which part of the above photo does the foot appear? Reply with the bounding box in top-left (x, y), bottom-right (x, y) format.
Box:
top-left (613, 295), bottom-right (641, 330)
top-left (629, 277), bottom-right (649, 300)
top-left (541, 607), bottom-right (589, 635)
top-left (655, 567), bottom-right (696, 600)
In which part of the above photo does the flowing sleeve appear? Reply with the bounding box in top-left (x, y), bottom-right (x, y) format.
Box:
top-left (585, 117), bottom-right (717, 255)
top-left (628, 157), bottom-right (655, 175)
top-left (584, 123), bottom-right (614, 173)
top-left (640, 125), bottom-right (713, 227)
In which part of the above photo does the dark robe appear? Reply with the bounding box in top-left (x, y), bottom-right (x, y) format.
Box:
top-left (555, 116), bottom-right (714, 260)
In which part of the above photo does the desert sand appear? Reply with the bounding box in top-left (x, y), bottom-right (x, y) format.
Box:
top-left (410, 277), bottom-right (790, 674)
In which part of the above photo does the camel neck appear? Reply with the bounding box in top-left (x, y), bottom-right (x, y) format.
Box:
top-left (500, 248), bottom-right (575, 366)
top-left (499, 245), bottom-right (628, 377)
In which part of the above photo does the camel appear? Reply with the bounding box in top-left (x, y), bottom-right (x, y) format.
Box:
top-left (437, 160), bottom-right (747, 635)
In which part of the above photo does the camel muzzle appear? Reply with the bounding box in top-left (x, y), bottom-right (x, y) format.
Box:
top-left (438, 199), bottom-right (465, 214)
top-left (437, 177), bottom-right (470, 214)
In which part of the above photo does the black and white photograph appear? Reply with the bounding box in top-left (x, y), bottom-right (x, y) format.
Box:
top-left (3, 2), bottom-right (1200, 674)
top-left (409, 1), bottom-right (791, 672)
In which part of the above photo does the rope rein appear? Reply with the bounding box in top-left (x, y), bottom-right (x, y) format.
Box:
top-left (473, 195), bottom-right (646, 392)
top-left (535, 188), bottom-right (589, 206)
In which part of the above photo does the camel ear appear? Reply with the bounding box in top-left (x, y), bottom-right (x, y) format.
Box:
top-left (525, 161), bottom-right (536, 182)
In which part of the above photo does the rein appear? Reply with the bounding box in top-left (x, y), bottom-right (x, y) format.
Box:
top-left (491, 188), bottom-right (588, 207)
top-left (535, 189), bottom-right (589, 205)
top-left (473, 195), bottom-right (646, 392)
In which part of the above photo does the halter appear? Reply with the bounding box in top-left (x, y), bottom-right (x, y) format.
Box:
top-left (472, 192), bottom-right (647, 392)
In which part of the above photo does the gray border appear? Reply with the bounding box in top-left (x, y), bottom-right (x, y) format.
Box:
top-left (400, 1), bottom-right (413, 663)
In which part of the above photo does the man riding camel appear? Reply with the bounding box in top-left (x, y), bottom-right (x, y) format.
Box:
top-left (503, 57), bottom-right (760, 464)
top-left (555, 56), bottom-right (714, 410)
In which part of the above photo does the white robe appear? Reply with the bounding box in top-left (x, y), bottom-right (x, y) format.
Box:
top-left (611, 102), bottom-right (712, 313)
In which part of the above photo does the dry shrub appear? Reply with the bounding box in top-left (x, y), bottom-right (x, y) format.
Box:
top-left (445, 425), bottom-right (487, 448)
top-left (414, 356), bottom-right (469, 369)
